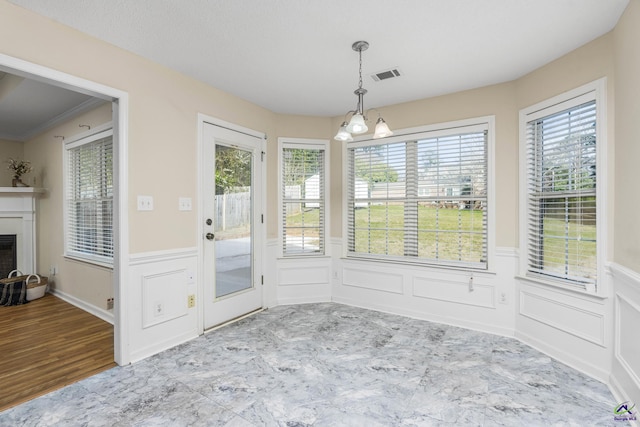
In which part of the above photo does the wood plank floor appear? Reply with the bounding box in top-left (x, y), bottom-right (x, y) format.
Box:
top-left (0, 293), bottom-right (115, 412)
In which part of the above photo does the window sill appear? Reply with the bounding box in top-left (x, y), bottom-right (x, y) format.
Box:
top-left (278, 254), bottom-right (331, 261)
top-left (516, 274), bottom-right (607, 301)
top-left (343, 255), bottom-right (496, 276)
top-left (64, 254), bottom-right (113, 270)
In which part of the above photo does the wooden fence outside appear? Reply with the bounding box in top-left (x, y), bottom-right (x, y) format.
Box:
top-left (215, 192), bottom-right (250, 230)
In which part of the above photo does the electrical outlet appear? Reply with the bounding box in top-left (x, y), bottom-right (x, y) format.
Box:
top-left (49, 265), bottom-right (57, 276)
top-left (137, 195), bottom-right (154, 211)
top-left (499, 292), bottom-right (507, 304)
top-left (107, 298), bottom-right (114, 310)
top-left (154, 301), bottom-right (164, 316)
top-left (187, 294), bottom-right (195, 308)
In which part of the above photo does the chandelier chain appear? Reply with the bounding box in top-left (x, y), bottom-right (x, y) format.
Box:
top-left (358, 48), bottom-right (363, 90)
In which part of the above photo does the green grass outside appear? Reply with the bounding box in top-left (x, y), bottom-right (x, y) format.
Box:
top-left (352, 204), bottom-right (485, 262)
top-left (285, 204), bottom-right (596, 274)
top-left (539, 216), bottom-right (597, 278)
top-left (286, 204), bottom-right (485, 262)
top-left (284, 206), bottom-right (321, 238)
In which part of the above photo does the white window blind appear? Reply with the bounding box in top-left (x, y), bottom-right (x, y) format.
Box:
top-left (526, 100), bottom-right (597, 287)
top-left (281, 146), bottom-right (325, 256)
top-left (66, 131), bottom-right (113, 264)
top-left (347, 127), bottom-right (488, 269)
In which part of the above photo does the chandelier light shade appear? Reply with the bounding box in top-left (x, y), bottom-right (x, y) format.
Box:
top-left (373, 117), bottom-right (393, 139)
top-left (334, 121), bottom-right (354, 142)
top-left (334, 41), bottom-right (393, 141)
top-left (345, 113), bottom-right (368, 134)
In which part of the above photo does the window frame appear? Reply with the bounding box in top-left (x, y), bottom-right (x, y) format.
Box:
top-left (342, 116), bottom-right (495, 271)
top-left (518, 79), bottom-right (607, 295)
top-left (277, 137), bottom-right (330, 258)
top-left (63, 122), bottom-right (114, 268)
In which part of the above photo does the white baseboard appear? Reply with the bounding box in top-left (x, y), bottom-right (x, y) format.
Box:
top-left (129, 330), bottom-right (198, 363)
top-left (49, 288), bottom-right (114, 325)
top-left (278, 294), bottom-right (331, 306)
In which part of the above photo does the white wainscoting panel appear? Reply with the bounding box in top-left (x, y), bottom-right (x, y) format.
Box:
top-left (609, 263), bottom-right (640, 412)
top-left (332, 246), bottom-right (517, 337)
top-left (515, 278), bottom-right (612, 382)
top-left (413, 275), bottom-right (495, 309)
top-left (141, 268), bottom-right (189, 329)
top-left (343, 266), bottom-right (404, 294)
top-left (519, 289), bottom-right (605, 346)
top-left (128, 248), bottom-right (198, 362)
top-left (273, 244), bottom-right (332, 305)
top-left (616, 296), bottom-right (640, 384)
top-left (279, 264), bottom-right (330, 286)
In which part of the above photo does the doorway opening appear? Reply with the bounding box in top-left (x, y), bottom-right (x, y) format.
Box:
top-left (0, 53), bottom-right (129, 367)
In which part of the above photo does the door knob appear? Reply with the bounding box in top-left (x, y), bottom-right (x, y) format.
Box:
top-left (205, 232), bottom-right (214, 241)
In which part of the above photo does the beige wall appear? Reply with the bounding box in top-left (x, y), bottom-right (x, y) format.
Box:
top-left (515, 34), bottom-right (615, 108)
top-left (0, 139), bottom-right (25, 186)
top-left (24, 102), bottom-right (112, 309)
top-left (123, 70), bottom-right (276, 252)
top-left (614, 0), bottom-right (640, 273)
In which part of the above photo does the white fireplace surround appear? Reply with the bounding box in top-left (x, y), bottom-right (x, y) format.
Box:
top-left (0, 187), bottom-right (45, 276)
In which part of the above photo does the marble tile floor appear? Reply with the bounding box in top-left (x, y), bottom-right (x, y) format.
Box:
top-left (0, 303), bottom-right (618, 426)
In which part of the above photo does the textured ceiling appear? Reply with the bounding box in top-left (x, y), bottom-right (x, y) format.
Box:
top-left (6, 0), bottom-right (631, 119)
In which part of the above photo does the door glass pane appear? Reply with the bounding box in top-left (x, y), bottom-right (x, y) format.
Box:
top-left (214, 144), bottom-right (252, 298)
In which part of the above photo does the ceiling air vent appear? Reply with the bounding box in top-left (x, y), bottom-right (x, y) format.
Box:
top-left (371, 68), bottom-right (402, 82)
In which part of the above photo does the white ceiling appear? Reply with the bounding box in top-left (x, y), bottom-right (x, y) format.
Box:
top-left (4, 0), bottom-right (630, 124)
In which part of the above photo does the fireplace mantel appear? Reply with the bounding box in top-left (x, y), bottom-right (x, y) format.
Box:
top-left (0, 187), bottom-right (46, 195)
top-left (0, 188), bottom-right (46, 275)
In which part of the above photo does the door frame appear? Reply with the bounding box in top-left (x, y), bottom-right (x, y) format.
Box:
top-left (0, 53), bottom-right (130, 365)
top-left (197, 114), bottom-right (267, 334)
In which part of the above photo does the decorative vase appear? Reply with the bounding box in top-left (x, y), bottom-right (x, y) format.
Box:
top-left (12, 178), bottom-right (27, 187)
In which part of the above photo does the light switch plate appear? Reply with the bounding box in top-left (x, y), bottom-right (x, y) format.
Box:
top-left (179, 197), bottom-right (192, 211)
top-left (137, 195), bottom-right (153, 211)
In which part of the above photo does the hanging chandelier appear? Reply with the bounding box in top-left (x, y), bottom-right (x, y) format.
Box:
top-left (334, 41), bottom-right (393, 142)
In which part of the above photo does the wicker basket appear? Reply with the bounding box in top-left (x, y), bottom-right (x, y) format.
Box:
top-left (26, 274), bottom-right (48, 301)
top-left (0, 272), bottom-right (28, 305)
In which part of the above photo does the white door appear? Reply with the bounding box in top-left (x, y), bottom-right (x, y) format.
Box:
top-left (203, 122), bottom-right (263, 329)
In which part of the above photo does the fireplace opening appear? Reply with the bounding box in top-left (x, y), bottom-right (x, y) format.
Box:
top-left (0, 234), bottom-right (17, 279)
